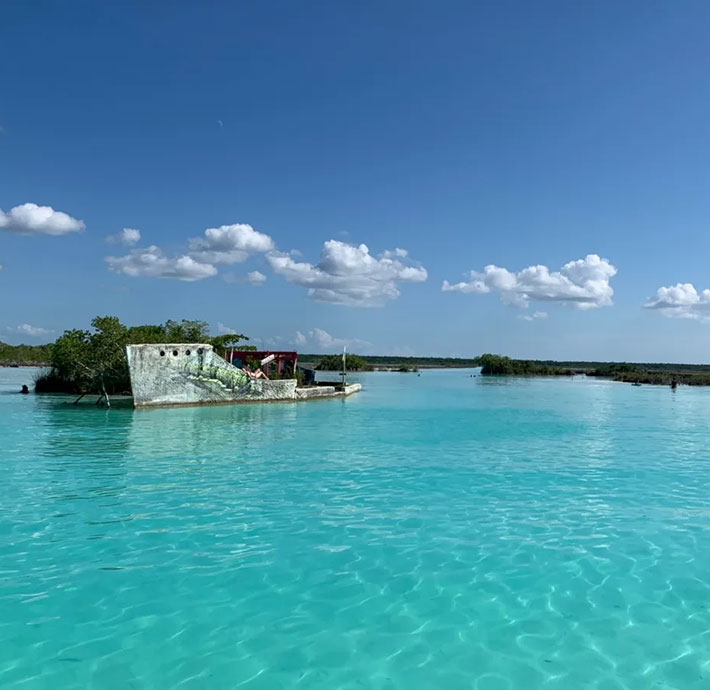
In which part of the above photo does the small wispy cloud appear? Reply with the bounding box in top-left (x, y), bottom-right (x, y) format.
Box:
top-left (216, 322), bottom-right (239, 335)
top-left (6, 323), bottom-right (53, 337)
top-left (307, 328), bottom-right (371, 350)
top-left (519, 311), bottom-right (548, 322)
top-left (106, 228), bottom-right (141, 246)
top-left (222, 270), bottom-right (267, 286)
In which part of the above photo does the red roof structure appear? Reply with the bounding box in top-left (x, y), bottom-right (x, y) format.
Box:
top-left (227, 350), bottom-right (298, 375)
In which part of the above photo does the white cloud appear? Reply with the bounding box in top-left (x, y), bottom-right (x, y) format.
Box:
top-left (382, 248), bottom-right (408, 259)
top-left (443, 254), bottom-right (617, 310)
top-left (105, 245), bottom-right (217, 281)
top-left (222, 270), bottom-right (267, 285)
top-left (9, 324), bottom-right (52, 337)
top-left (189, 223), bottom-right (275, 264)
top-left (246, 270), bottom-right (266, 285)
top-left (106, 227), bottom-right (141, 246)
top-left (216, 322), bottom-right (238, 335)
top-left (644, 283), bottom-right (710, 320)
top-left (308, 328), bottom-right (371, 350)
top-left (309, 328), bottom-right (347, 349)
top-left (519, 311), bottom-right (548, 322)
top-left (0, 203), bottom-right (85, 236)
top-left (266, 240), bottom-right (427, 307)
top-left (256, 328), bottom-right (370, 351)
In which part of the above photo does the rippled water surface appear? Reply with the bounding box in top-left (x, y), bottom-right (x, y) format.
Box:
top-left (2, 367), bottom-right (710, 689)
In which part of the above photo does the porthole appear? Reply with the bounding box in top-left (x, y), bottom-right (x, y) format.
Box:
top-left (160, 350), bottom-right (166, 357)
top-left (172, 350), bottom-right (179, 357)
top-left (197, 348), bottom-right (203, 355)
top-left (186, 349), bottom-right (191, 356)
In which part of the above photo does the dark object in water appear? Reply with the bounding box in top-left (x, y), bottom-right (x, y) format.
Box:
top-left (20, 385), bottom-right (29, 394)
top-left (632, 382), bottom-right (641, 387)
top-left (671, 379), bottom-right (678, 390)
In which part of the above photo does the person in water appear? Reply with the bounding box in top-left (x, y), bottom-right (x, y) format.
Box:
top-left (20, 385), bottom-right (29, 394)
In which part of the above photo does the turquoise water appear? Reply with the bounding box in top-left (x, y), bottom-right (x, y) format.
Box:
top-left (2, 367), bottom-right (710, 689)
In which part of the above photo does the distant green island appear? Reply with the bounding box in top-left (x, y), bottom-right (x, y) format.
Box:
top-left (299, 353), bottom-right (710, 386)
top-left (3, 320), bottom-right (710, 389)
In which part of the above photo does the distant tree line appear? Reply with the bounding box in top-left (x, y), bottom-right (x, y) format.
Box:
top-left (476, 355), bottom-right (710, 386)
top-left (315, 354), bottom-right (371, 371)
top-left (300, 354), bottom-right (479, 368)
top-left (477, 353), bottom-right (575, 376)
top-left (0, 341), bottom-right (53, 365)
top-left (35, 316), bottom-right (249, 396)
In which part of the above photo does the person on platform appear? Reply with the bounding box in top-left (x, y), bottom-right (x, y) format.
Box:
top-left (244, 366), bottom-right (268, 380)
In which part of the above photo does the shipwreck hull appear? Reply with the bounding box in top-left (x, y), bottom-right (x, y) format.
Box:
top-left (126, 344), bottom-right (360, 408)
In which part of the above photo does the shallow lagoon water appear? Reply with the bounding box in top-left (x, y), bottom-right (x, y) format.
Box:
top-left (2, 367), bottom-right (710, 689)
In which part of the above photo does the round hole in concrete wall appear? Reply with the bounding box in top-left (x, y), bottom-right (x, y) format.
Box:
top-left (172, 350), bottom-right (179, 357)
top-left (197, 348), bottom-right (203, 355)
top-left (186, 349), bottom-right (191, 356)
top-left (160, 350), bottom-right (166, 357)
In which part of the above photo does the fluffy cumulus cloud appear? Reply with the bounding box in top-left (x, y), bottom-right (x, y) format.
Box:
top-left (443, 254), bottom-right (616, 310)
top-left (266, 240), bottom-right (427, 306)
top-left (105, 245), bottom-right (217, 281)
top-left (294, 331), bottom-right (307, 345)
top-left (106, 228), bottom-right (141, 246)
top-left (644, 283), bottom-right (710, 320)
top-left (0, 203), bottom-right (85, 235)
top-left (189, 223), bottom-right (275, 264)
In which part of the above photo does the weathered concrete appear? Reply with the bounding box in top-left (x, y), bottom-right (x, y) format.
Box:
top-left (126, 344), bottom-right (361, 408)
top-left (295, 383), bottom-right (362, 399)
top-left (295, 386), bottom-right (337, 399)
top-left (127, 344), bottom-right (297, 407)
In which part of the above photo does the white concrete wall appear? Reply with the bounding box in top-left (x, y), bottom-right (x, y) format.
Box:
top-left (127, 344), bottom-right (297, 407)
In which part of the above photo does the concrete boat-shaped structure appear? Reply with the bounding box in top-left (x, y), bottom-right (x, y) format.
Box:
top-left (126, 344), bottom-right (361, 408)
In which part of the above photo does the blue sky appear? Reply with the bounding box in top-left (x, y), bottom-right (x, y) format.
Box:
top-left (2, 1), bottom-right (710, 361)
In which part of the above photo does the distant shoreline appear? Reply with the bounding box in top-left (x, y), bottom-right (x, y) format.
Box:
top-left (6, 354), bottom-right (710, 387)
